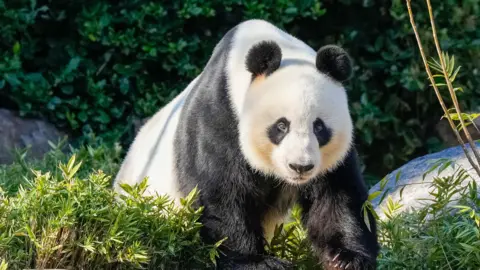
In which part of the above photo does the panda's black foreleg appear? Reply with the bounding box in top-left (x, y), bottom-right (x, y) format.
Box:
top-left (197, 193), bottom-right (293, 270)
top-left (298, 148), bottom-right (379, 270)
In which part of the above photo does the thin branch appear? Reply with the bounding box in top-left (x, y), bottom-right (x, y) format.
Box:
top-left (424, 0), bottom-right (480, 168)
top-left (405, 0), bottom-right (480, 177)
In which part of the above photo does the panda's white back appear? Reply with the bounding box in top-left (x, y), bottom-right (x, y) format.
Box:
top-left (113, 75), bottom-right (200, 201)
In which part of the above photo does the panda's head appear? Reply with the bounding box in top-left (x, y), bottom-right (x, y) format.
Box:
top-left (238, 40), bottom-right (354, 185)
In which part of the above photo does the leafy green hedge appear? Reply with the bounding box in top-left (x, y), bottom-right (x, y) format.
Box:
top-left (1, 0), bottom-right (479, 181)
top-left (0, 144), bottom-right (222, 269)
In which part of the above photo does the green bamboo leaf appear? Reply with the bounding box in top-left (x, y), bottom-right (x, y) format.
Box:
top-left (368, 191), bottom-right (382, 201)
top-left (363, 206), bottom-right (371, 232)
top-left (399, 186), bottom-right (406, 200)
top-left (394, 170), bottom-right (402, 185)
top-left (450, 66), bottom-right (461, 82)
top-left (379, 176), bottom-right (388, 190)
top-left (378, 188), bottom-right (391, 205)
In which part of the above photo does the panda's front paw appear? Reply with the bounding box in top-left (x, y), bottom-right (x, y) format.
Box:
top-left (323, 247), bottom-right (374, 270)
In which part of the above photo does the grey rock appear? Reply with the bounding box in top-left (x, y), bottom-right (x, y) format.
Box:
top-left (369, 141), bottom-right (480, 220)
top-left (0, 109), bottom-right (66, 164)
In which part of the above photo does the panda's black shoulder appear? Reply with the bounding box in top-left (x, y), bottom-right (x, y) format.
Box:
top-left (172, 24), bottom-right (245, 193)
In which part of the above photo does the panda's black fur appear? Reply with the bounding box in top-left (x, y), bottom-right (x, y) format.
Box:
top-left (245, 40), bottom-right (282, 78)
top-left (172, 22), bottom-right (379, 270)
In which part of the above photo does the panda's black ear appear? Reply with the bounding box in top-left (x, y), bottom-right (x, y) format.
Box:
top-left (245, 40), bottom-right (282, 77)
top-left (315, 45), bottom-right (353, 82)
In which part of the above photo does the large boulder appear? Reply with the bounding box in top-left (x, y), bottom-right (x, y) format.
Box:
top-left (0, 109), bottom-right (66, 164)
top-left (369, 141), bottom-right (480, 220)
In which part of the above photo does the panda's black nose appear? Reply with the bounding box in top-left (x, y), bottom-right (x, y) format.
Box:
top-left (289, 163), bottom-right (314, 174)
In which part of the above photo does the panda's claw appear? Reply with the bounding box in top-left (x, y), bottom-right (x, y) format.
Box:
top-left (341, 260), bottom-right (353, 269)
top-left (324, 248), bottom-right (356, 270)
top-left (332, 252), bottom-right (340, 262)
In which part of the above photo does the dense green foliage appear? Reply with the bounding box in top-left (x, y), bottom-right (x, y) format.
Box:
top-left (1, 0), bottom-right (479, 181)
top-left (1, 144), bottom-right (479, 269)
top-left (0, 143), bottom-right (223, 270)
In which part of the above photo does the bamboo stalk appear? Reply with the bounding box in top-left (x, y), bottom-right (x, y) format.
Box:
top-left (405, 0), bottom-right (480, 177)
top-left (424, 0), bottom-right (480, 168)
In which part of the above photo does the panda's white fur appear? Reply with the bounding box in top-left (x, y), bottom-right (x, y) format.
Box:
top-left (240, 65), bottom-right (353, 185)
top-left (113, 75), bottom-right (200, 202)
top-left (114, 19), bottom-right (352, 199)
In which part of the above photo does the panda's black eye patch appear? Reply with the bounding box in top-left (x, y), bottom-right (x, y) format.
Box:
top-left (268, 117), bottom-right (290, 145)
top-left (313, 118), bottom-right (331, 147)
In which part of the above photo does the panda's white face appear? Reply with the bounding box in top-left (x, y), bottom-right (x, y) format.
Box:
top-left (239, 65), bottom-right (353, 185)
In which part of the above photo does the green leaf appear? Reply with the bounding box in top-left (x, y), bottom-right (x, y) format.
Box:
top-left (0, 259), bottom-right (8, 270)
top-left (65, 57), bottom-right (81, 74)
top-left (61, 85), bottom-right (74, 95)
top-left (378, 188), bottom-right (391, 205)
top-left (119, 77), bottom-right (130, 94)
top-left (450, 66), bottom-right (461, 82)
top-left (12, 41), bottom-right (21, 55)
top-left (453, 87), bottom-right (464, 92)
top-left (67, 154), bottom-right (76, 172)
top-left (94, 110), bottom-right (111, 124)
top-left (460, 243), bottom-right (477, 252)
top-left (69, 161), bottom-right (83, 179)
top-left (437, 160), bottom-right (453, 175)
top-left (423, 161), bottom-right (441, 180)
top-left (285, 7), bottom-right (298, 14)
top-left (78, 111), bottom-right (88, 122)
top-left (360, 93), bottom-right (368, 105)
top-left (399, 186), bottom-right (406, 200)
top-left (394, 170), bottom-right (402, 185)
top-left (368, 191), bottom-right (382, 201)
top-left (119, 183), bottom-right (134, 194)
top-left (4, 73), bottom-right (21, 87)
top-left (363, 206), bottom-right (371, 232)
top-left (379, 176), bottom-right (388, 190)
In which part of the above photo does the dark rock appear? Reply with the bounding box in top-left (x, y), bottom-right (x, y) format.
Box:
top-left (436, 116), bottom-right (480, 147)
top-left (0, 109), bottom-right (66, 164)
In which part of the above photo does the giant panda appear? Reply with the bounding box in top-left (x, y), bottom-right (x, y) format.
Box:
top-left (113, 19), bottom-right (379, 270)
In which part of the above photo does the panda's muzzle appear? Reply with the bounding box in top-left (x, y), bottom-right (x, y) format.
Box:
top-left (288, 163), bottom-right (314, 174)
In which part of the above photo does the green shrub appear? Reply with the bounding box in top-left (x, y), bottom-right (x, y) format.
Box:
top-left (1, 0), bottom-right (479, 182)
top-left (0, 146), bottom-right (223, 270)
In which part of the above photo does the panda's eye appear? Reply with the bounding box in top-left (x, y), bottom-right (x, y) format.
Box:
top-left (314, 122), bottom-right (324, 133)
top-left (313, 118), bottom-right (327, 135)
top-left (277, 121), bottom-right (288, 133)
top-left (313, 118), bottom-right (331, 147)
top-left (268, 117), bottom-right (290, 145)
